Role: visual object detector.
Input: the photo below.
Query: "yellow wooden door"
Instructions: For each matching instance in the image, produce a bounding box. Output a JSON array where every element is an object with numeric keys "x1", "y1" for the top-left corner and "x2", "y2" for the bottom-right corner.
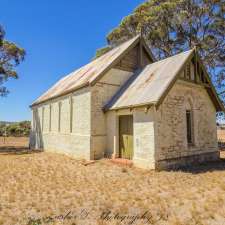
[{"x1": 119, "y1": 115, "x2": 133, "y2": 159}]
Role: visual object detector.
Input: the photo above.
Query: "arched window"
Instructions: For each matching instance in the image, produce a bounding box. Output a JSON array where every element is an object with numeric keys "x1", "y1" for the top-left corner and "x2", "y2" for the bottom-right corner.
[{"x1": 185, "y1": 99, "x2": 194, "y2": 145}]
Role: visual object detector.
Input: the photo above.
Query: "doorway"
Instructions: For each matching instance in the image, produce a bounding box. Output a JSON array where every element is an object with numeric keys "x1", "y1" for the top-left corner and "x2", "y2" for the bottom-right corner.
[{"x1": 119, "y1": 115, "x2": 133, "y2": 159}]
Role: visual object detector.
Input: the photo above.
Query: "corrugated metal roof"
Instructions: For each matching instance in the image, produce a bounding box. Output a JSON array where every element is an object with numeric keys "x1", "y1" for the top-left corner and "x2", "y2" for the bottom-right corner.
[
  {"x1": 32, "y1": 35, "x2": 140, "y2": 106},
  {"x1": 105, "y1": 49, "x2": 194, "y2": 110}
]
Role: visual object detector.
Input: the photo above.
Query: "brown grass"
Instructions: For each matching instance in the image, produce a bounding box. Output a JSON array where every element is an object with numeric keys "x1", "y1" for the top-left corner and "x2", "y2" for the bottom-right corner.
[{"x1": 0, "y1": 139, "x2": 224, "y2": 225}]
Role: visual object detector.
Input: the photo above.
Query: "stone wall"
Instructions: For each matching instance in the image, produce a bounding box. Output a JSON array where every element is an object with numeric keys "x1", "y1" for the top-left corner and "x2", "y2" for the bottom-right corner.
[
  {"x1": 30, "y1": 87, "x2": 91, "y2": 159},
  {"x1": 155, "y1": 79, "x2": 218, "y2": 169},
  {"x1": 133, "y1": 108, "x2": 156, "y2": 169},
  {"x1": 91, "y1": 68, "x2": 133, "y2": 159},
  {"x1": 30, "y1": 64, "x2": 219, "y2": 170},
  {"x1": 106, "y1": 108, "x2": 156, "y2": 169},
  {"x1": 31, "y1": 68, "x2": 133, "y2": 160},
  {"x1": 51, "y1": 101, "x2": 59, "y2": 132},
  {"x1": 156, "y1": 151, "x2": 220, "y2": 170},
  {"x1": 106, "y1": 109, "x2": 131, "y2": 158}
]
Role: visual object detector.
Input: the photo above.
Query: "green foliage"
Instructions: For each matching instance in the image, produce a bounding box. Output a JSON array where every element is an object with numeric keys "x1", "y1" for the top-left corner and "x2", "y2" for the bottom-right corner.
[
  {"x1": 0, "y1": 121, "x2": 31, "y2": 137},
  {"x1": 0, "y1": 24, "x2": 25, "y2": 96},
  {"x1": 97, "y1": 0, "x2": 225, "y2": 104},
  {"x1": 93, "y1": 46, "x2": 113, "y2": 59}
]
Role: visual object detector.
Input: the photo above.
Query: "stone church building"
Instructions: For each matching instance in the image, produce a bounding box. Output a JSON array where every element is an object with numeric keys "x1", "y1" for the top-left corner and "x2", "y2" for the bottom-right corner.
[{"x1": 30, "y1": 35, "x2": 224, "y2": 169}]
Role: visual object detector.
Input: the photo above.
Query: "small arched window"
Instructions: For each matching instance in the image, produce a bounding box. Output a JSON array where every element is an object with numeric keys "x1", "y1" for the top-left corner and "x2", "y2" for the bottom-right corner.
[
  {"x1": 185, "y1": 98, "x2": 194, "y2": 145},
  {"x1": 186, "y1": 110, "x2": 193, "y2": 144}
]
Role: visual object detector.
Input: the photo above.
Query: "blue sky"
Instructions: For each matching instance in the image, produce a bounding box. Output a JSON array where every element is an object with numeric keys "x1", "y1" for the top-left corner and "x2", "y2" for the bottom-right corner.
[{"x1": 0, "y1": 0, "x2": 143, "y2": 122}]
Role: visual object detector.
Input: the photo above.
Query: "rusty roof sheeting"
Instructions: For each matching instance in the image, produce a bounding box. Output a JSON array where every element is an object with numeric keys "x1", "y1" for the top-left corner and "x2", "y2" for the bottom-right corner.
[
  {"x1": 32, "y1": 36, "x2": 140, "y2": 106},
  {"x1": 105, "y1": 49, "x2": 194, "y2": 110}
]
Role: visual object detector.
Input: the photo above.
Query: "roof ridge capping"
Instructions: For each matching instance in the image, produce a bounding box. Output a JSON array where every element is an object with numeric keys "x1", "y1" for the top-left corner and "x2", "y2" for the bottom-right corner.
[
  {"x1": 92, "y1": 35, "x2": 141, "y2": 63},
  {"x1": 148, "y1": 48, "x2": 194, "y2": 65}
]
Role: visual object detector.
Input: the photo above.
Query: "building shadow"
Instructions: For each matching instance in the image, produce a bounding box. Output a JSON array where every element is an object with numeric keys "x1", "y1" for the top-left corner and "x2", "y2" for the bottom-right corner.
[
  {"x1": 0, "y1": 145, "x2": 43, "y2": 155},
  {"x1": 29, "y1": 108, "x2": 44, "y2": 149},
  {"x1": 172, "y1": 151, "x2": 225, "y2": 174}
]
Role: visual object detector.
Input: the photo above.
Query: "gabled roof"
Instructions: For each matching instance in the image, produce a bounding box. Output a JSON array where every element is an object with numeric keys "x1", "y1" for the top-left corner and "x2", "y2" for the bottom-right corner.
[
  {"x1": 105, "y1": 49, "x2": 224, "y2": 112},
  {"x1": 32, "y1": 35, "x2": 154, "y2": 106}
]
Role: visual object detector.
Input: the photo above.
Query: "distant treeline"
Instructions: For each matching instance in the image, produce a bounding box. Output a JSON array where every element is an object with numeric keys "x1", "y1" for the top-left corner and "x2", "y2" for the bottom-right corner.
[{"x1": 0, "y1": 121, "x2": 31, "y2": 137}]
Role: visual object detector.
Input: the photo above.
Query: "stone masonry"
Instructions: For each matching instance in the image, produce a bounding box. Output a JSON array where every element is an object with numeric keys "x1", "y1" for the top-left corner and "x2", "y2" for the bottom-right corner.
[{"x1": 155, "y1": 79, "x2": 219, "y2": 169}]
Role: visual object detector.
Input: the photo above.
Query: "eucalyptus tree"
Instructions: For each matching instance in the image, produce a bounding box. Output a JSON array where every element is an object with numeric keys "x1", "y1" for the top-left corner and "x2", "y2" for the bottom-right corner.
[
  {"x1": 0, "y1": 24, "x2": 25, "y2": 96},
  {"x1": 96, "y1": 0, "x2": 225, "y2": 105}
]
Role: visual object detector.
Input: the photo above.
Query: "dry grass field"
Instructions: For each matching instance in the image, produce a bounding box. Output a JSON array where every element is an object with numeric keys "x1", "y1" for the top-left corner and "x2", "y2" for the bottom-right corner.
[{"x1": 0, "y1": 138, "x2": 225, "y2": 225}]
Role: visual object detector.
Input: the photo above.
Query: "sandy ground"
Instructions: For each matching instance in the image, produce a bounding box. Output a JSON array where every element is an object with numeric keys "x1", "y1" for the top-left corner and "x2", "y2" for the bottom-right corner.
[
  {"x1": 0, "y1": 138, "x2": 225, "y2": 225},
  {"x1": 0, "y1": 137, "x2": 29, "y2": 148}
]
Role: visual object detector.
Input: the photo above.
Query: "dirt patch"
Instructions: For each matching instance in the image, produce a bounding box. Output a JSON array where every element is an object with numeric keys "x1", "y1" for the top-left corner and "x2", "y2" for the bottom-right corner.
[
  {"x1": 0, "y1": 136, "x2": 29, "y2": 148},
  {"x1": 0, "y1": 137, "x2": 29, "y2": 155},
  {"x1": 0, "y1": 150, "x2": 224, "y2": 225}
]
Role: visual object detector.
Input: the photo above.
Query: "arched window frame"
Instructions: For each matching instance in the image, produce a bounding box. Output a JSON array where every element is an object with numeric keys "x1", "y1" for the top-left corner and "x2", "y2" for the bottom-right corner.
[{"x1": 185, "y1": 98, "x2": 195, "y2": 146}]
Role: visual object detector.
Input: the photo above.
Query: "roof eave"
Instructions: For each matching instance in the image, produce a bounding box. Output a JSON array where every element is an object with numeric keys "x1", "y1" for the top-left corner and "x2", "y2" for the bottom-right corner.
[
  {"x1": 104, "y1": 102, "x2": 156, "y2": 112},
  {"x1": 30, "y1": 82, "x2": 90, "y2": 108}
]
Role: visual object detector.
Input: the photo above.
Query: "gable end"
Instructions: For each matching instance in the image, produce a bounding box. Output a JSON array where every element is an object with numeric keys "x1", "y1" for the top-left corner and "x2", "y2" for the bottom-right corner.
[
  {"x1": 90, "y1": 36, "x2": 155, "y2": 86},
  {"x1": 158, "y1": 50, "x2": 224, "y2": 112},
  {"x1": 114, "y1": 43, "x2": 153, "y2": 72}
]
